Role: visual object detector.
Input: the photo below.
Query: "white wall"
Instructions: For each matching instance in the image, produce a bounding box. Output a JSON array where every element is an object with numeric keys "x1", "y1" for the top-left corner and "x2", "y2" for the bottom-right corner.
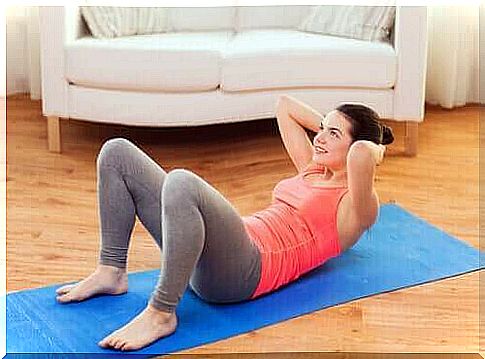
[{"x1": 6, "y1": 6, "x2": 41, "y2": 99}]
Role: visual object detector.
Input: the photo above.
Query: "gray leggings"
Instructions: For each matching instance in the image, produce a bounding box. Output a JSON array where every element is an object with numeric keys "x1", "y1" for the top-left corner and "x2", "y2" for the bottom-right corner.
[{"x1": 96, "y1": 138, "x2": 262, "y2": 313}]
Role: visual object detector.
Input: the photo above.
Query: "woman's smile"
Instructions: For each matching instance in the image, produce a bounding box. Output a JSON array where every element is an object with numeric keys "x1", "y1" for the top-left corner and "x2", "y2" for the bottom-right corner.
[{"x1": 314, "y1": 145, "x2": 327, "y2": 154}]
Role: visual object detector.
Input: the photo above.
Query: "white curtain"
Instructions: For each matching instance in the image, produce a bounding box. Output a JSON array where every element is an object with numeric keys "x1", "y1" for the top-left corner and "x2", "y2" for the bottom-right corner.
[
  {"x1": 425, "y1": 4, "x2": 480, "y2": 108},
  {"x1": 6, "y1": 5, "x2": 482, "y2": 108},
  {"x1": 6, "y1": 6, "x2": 41, "y2": 100}
]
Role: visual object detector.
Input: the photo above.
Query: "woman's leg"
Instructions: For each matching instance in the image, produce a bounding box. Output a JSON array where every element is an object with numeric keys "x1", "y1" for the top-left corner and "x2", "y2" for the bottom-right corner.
[
  {"x1": 96, "y1": 138, "x2": 167, "y2": 266},
  {"x1": 99, "y1": 168, "x2": 262, "y2": 351},
  {"x1": 151, "y1": 168, "x2": 262, "y2": 311},
  {"x1": 56, "y1": 138, "x2": 168, "y2": 302}
]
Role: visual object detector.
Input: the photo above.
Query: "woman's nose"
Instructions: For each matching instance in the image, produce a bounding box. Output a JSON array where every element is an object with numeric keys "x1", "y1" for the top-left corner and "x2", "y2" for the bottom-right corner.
[{"x1": 314, "y1": 131, "x2": 327, "y2": 145}]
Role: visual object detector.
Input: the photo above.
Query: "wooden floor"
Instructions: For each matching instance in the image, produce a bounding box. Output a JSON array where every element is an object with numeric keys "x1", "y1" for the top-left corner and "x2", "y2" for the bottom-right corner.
[{"x1": 5, "y1": 94, "x2": 482, "y2": 356}]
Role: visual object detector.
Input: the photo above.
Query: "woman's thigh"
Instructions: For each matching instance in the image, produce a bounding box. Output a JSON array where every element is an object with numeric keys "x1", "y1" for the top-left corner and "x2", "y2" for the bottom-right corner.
[{"x1": 163, "y1": 169, "x2": 261, "y2": 303}]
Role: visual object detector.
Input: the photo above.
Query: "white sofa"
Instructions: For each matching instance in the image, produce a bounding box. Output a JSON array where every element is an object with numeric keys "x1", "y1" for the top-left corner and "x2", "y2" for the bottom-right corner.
[{"x1": 39, "y1": 6, "x2": 427, "y2": 155}]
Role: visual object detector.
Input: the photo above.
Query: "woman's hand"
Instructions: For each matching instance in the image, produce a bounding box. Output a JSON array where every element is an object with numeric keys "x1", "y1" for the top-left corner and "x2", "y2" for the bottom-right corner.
[{"x1": 349, "y1": 140, "x2": 386, "y2": 166}]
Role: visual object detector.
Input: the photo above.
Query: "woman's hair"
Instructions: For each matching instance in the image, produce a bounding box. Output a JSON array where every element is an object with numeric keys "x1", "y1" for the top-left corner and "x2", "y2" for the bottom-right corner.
[{"x1": 335, "y1": 103, "x2": 394, "y2": 145}]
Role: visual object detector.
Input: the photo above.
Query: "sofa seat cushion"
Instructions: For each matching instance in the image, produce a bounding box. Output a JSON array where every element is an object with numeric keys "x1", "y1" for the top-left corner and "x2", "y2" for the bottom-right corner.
[
  {"x1": 221, "y1": 29, "x2": 396, "y2": 92},
  {"x1": 65, "y1": 31, "x2": 234, "y2": 92}
]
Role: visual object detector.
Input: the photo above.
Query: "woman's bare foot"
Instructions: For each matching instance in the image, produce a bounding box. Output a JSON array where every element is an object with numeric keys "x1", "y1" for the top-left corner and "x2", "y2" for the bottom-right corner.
[
  {"x1": 55, "y1": 264, "x2": 128, "y2": 303},
  {"x1": 98, "y1": 304, "x2": 177, "y2": 351}
]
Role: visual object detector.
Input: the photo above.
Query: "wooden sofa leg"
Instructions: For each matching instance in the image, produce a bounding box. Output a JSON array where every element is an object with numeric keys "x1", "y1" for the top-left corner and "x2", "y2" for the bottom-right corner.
[
  {"x1": 404, "y1": 121, "x2": 418, "y2": 157},
  {"x1": 47, "y1": 116, "x2": 62, "y2": 153}
]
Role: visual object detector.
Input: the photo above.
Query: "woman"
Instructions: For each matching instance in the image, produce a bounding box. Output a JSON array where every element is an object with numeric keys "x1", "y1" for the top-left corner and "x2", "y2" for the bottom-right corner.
[{"x1": 54, "y1": 95, "x2": 394, "y2": 351}]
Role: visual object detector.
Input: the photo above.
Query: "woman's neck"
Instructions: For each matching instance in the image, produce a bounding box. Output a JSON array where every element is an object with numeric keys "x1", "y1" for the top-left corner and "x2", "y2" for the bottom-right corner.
[
  {"x1": 322, "y1": 167, "x2": 348, "y2": 185},
  {"x1": 305, "y1": 162, "x2": 348, "y2": 186}
]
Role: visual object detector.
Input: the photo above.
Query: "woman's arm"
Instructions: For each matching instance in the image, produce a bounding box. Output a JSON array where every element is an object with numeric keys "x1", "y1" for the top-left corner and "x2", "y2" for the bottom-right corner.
[
  {"x1": 276, "y1": 95, "x2": 324, "y2": 173},
  {"x1": 282, "y1": 95, "x2": 323, "y2": 133},
  {"x1": 346, "y1": 141, "x2": 385, "y2": 229},
  {"x1": 351, "y1": 140, "x2": 386, "y2": 166}
]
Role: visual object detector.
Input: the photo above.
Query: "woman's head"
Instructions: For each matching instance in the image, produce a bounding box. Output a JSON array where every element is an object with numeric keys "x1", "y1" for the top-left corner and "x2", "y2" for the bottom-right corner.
[
  {"x1": 335, "y1": 103, "x2": 394, "y2": 146},
  {"x1": 312, "y1": 103, "x2": 394, "y2": 171}
]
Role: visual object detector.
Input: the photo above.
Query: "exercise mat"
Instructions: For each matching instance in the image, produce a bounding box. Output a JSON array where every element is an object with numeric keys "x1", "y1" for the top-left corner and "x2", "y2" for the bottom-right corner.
[{"x1": 6, "y1": 203, "x2": 484, "y2": 357}]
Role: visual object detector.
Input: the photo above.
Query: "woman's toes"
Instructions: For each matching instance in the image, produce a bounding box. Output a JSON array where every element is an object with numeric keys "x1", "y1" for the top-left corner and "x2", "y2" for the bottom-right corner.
[
  {"x1": 98, "y1": 336, "x2": 111, "y2": 348},
  {"x1": 55, "y1": 284, "x2": 74, "y2": 295},
  {"x1": 97, "y1": 340, "x2": 106, "y2": 348},
  {"x1": 120, "y1": 342, "x2": 133, "y2": 351},
  {"x1": 113, "y1": 338, "x2": 125, "y2": 350},
  {"x1": 56, "y1": 293, "x2": 72, "y2": 303},
  {"x1": 119, "y1": 341, "x2": 131, "y2": 351},
  {"x1": 103, "y1": 336, "x2": 115, "y2": 348},
  {"x1": 110, "y1": 338, "x2": 119, "y2": 349}
]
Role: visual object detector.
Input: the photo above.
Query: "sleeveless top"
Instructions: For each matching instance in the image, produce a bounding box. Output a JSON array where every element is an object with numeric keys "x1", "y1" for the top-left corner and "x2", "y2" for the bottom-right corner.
[{"x1": 242, "y1": 168, "x2": 349, "y2": 299}]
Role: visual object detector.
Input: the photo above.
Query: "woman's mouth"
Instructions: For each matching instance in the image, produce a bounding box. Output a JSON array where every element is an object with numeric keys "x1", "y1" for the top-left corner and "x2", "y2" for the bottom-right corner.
[{"x1": 315, "y1": 146, "x2": 327, "y2": 154}]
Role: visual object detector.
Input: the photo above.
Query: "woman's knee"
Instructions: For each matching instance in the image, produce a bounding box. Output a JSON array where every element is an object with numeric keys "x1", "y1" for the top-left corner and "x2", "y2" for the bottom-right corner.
[
  {"x1": 97, "y1": 137, "x2": 137, "y2": 169},
  {"x1": 162, "y1": 169, "x2": 201, "y2": 205}
]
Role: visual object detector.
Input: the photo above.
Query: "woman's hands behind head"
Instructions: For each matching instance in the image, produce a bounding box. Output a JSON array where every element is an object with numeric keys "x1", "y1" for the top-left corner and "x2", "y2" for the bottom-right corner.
[{"x1": 349, "y1": 140, "x2": 386, "y2": 166}]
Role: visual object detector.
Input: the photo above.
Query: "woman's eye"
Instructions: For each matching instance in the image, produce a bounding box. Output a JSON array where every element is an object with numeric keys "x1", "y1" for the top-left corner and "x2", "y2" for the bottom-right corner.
[{"x1": 330, "y1": 131, "x2": 338, "y2": 137}]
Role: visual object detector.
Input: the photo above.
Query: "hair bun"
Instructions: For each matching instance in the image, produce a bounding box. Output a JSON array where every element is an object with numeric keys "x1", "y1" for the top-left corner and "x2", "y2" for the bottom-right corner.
[{"x1": 381, "y1": 125, "x2": 394, "y2": 145}]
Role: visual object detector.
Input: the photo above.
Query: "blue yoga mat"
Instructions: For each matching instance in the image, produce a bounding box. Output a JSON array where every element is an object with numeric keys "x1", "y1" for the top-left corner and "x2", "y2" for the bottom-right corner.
[{"x1": 6, "y1": 203, "x2": 484, "y2": 357}]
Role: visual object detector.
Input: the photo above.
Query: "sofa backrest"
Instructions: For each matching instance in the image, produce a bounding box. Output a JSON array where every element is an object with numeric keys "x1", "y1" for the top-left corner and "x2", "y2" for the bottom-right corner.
[
  {"x1": 77, "y1": 5, "x2": 395, "y2": 45},
  {"x1": 168, "y1": 7, "x2": 236, "y2": 32},
  {"x1": 166, "y1": 6, "x2": 314, "y2": 32},
  {"x1": 236, "y1": 5, "x2": 314, "y2": 31}
]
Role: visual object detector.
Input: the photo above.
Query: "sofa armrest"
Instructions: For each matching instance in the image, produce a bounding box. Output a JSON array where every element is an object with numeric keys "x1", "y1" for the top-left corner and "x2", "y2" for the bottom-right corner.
[
  {"x1": 39, "y1": 6, "x2": 86, "y2": 117},
  {"x1": 393, "y1": 6, "x2": 428, "y2": 122}
]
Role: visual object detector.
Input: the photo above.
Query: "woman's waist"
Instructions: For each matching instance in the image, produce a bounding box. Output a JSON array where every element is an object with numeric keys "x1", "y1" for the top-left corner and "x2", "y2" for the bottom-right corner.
[
  {"x1": 243, "y1": 203, "x2": 319, "y2": 252},
  {"x1": 246, "y1": 202, "x2": 340, "y2": 256}
]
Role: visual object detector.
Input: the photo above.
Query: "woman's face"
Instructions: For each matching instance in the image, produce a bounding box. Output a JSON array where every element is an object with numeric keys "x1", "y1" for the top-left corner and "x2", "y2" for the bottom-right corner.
[{"x1": 312, "y1": 110, "x2": 354, "y2": 171}]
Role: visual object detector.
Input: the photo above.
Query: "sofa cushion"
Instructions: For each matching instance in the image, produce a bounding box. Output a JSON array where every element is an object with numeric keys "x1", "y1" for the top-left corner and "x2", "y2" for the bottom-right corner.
[
  {"x1": 80, "y1": 7, "x2": 169, "y2": 38},
  {"x1": 236, "y1": 6, "x2": 313, "y2": 31},
  {"x1": 298, "y1": 5, "x2": 395, "y2": 43},
  {"x1": 168, "y1": 7, "x2": 236, "y2": 32},
  {"x1": 221, "y1": 29, "x2": 396, "y2": 92},
  {"x1": 65, "y1": 31, "x2": 234, "y2": 92},
  {"x1": 137, "y1": 8, "x2": 170, "y2": 35}
]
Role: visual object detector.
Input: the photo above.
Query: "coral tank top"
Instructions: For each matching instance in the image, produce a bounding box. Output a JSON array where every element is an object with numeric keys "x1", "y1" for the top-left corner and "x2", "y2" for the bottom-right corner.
[{"x1": 242, "y1": 168, "x2": 349, "y2": 299}]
